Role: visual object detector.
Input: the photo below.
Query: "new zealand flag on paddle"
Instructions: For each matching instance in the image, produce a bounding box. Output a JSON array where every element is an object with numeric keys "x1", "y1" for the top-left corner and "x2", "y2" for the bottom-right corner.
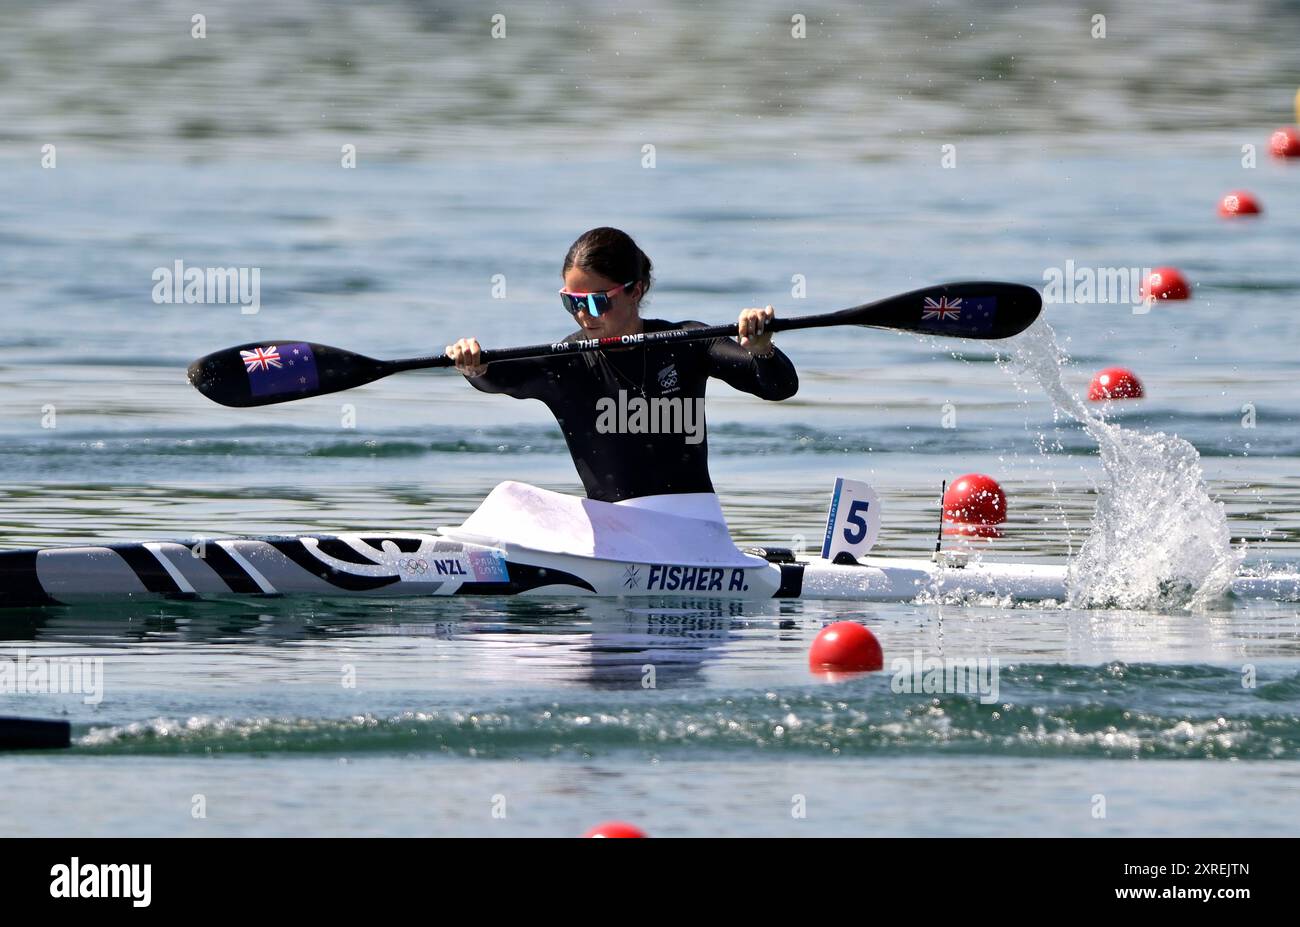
[
  {"x1": 918, "y1": 295, "x2": 997, "y2": 336},
  {"x1": 242, "y1": 342, "x2": 320, "y2": 398}
]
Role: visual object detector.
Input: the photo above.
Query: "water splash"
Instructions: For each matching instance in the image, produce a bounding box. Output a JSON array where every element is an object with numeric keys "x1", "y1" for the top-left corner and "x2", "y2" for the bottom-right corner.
[{"x1": 1003, "y1": 321, "x2": 1240, "y2": 610}]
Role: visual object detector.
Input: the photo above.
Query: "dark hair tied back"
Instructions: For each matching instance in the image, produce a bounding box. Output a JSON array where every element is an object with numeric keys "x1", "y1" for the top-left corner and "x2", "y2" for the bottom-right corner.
[{"x1": 562, "y1": 227, "x2": 653, "y2": 300}]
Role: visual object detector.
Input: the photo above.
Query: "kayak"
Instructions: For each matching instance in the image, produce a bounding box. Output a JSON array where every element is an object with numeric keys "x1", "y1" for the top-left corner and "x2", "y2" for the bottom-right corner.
[{"x1": 1, "y1": 482, "x2": 1296, "y2": 608}]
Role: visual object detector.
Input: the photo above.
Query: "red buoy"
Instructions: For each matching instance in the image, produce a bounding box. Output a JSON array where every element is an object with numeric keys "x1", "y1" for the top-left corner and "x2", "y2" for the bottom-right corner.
[
  {"x1": 808, "y1": 621, "x2": 883, "y2": 673},
  {"x1": 1088, "y1": 367, "x2": 1144, "y2": 401},
  {"x1": 1270, "y1": 126, "x2": 1300, "y2": 159},
  {"x1": 1141, "y1": 267, "x2": 1191, "y2": 301},
  {"x1": 942, "y1": 473, "x2": 1007, "y2": 536},
  {"x1": 1218, "y1": 191, "x2": 1262, "y2": 217},
  {"x1": 583, "y1": 821, "x2": 648, "y2": 838}
]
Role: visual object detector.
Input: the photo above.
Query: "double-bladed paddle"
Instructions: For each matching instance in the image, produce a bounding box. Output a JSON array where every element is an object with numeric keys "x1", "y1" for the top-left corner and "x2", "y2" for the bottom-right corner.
[{"x1": 188, "y1": 280, "x2": 1041, "y2": 408}]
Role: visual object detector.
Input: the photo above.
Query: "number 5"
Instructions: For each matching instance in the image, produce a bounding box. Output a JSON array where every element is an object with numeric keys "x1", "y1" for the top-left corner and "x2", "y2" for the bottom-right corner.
[{"x1": 843, "y1": 500, "x2": 870, "y2": 544}]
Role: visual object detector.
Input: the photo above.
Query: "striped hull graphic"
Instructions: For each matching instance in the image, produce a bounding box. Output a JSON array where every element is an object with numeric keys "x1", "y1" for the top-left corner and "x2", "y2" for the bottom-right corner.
[{"x1": 0, "y1": 534, "x2": 599, "y2": 607}]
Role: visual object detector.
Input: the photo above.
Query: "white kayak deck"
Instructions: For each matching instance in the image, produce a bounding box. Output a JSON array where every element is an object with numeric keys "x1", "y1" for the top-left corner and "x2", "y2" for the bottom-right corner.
[
  {"x1": 434, "y1": 482, "x2": 1300, "y2": 603},
  {"x1": 440, "y1": 480, "x2": 767, "y2": 568}
]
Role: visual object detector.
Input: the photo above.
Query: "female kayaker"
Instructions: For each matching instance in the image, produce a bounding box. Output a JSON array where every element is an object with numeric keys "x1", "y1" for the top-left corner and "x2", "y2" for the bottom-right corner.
[{"x1": 445, "y1": 227, "x2": 798, "y2": 504}]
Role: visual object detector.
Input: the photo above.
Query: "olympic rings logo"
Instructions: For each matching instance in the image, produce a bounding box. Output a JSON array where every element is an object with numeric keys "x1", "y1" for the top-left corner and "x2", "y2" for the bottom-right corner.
[{"x1": 399, "y1": 558, "x2": 429, "y2": 574}]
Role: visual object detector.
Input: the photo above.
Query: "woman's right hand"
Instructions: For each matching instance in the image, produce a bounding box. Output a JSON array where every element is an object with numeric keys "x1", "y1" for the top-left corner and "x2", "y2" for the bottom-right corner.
[{"x1": 445, "y1": 337, "x2": 488, "y2": 378}]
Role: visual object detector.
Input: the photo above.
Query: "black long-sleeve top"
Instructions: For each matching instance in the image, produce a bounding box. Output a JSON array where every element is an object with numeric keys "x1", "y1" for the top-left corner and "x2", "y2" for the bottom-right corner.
[{"x1": 467, "y1": 319, "x2": 799, "y2": 502}]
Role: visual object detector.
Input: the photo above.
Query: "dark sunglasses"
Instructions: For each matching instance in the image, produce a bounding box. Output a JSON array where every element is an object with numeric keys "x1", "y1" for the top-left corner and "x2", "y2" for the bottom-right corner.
[{"x1": 558, "y1": 281, "x2": 635, "y2": 318}]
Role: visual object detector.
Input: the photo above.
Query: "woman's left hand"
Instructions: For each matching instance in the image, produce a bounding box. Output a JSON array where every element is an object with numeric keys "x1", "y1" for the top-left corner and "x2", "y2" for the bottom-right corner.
[{"x1": 738, "y1": 305, "x2": 776, "y2": 355}]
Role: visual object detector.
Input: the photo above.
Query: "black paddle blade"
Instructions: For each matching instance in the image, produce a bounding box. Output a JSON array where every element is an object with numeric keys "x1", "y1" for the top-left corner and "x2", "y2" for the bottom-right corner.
[
  {"x1": 187, "y1": 341, "x2": 392, "y2": 407},
  {"x1": 788, "y1": 281, "x2": 1042, "y2": 340}
]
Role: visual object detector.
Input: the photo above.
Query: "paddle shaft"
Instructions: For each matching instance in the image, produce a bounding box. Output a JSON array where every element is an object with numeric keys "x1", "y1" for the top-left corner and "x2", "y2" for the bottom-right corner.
[{"x1": 385, "y1": 312, "x2": 841, "y2": 374}]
